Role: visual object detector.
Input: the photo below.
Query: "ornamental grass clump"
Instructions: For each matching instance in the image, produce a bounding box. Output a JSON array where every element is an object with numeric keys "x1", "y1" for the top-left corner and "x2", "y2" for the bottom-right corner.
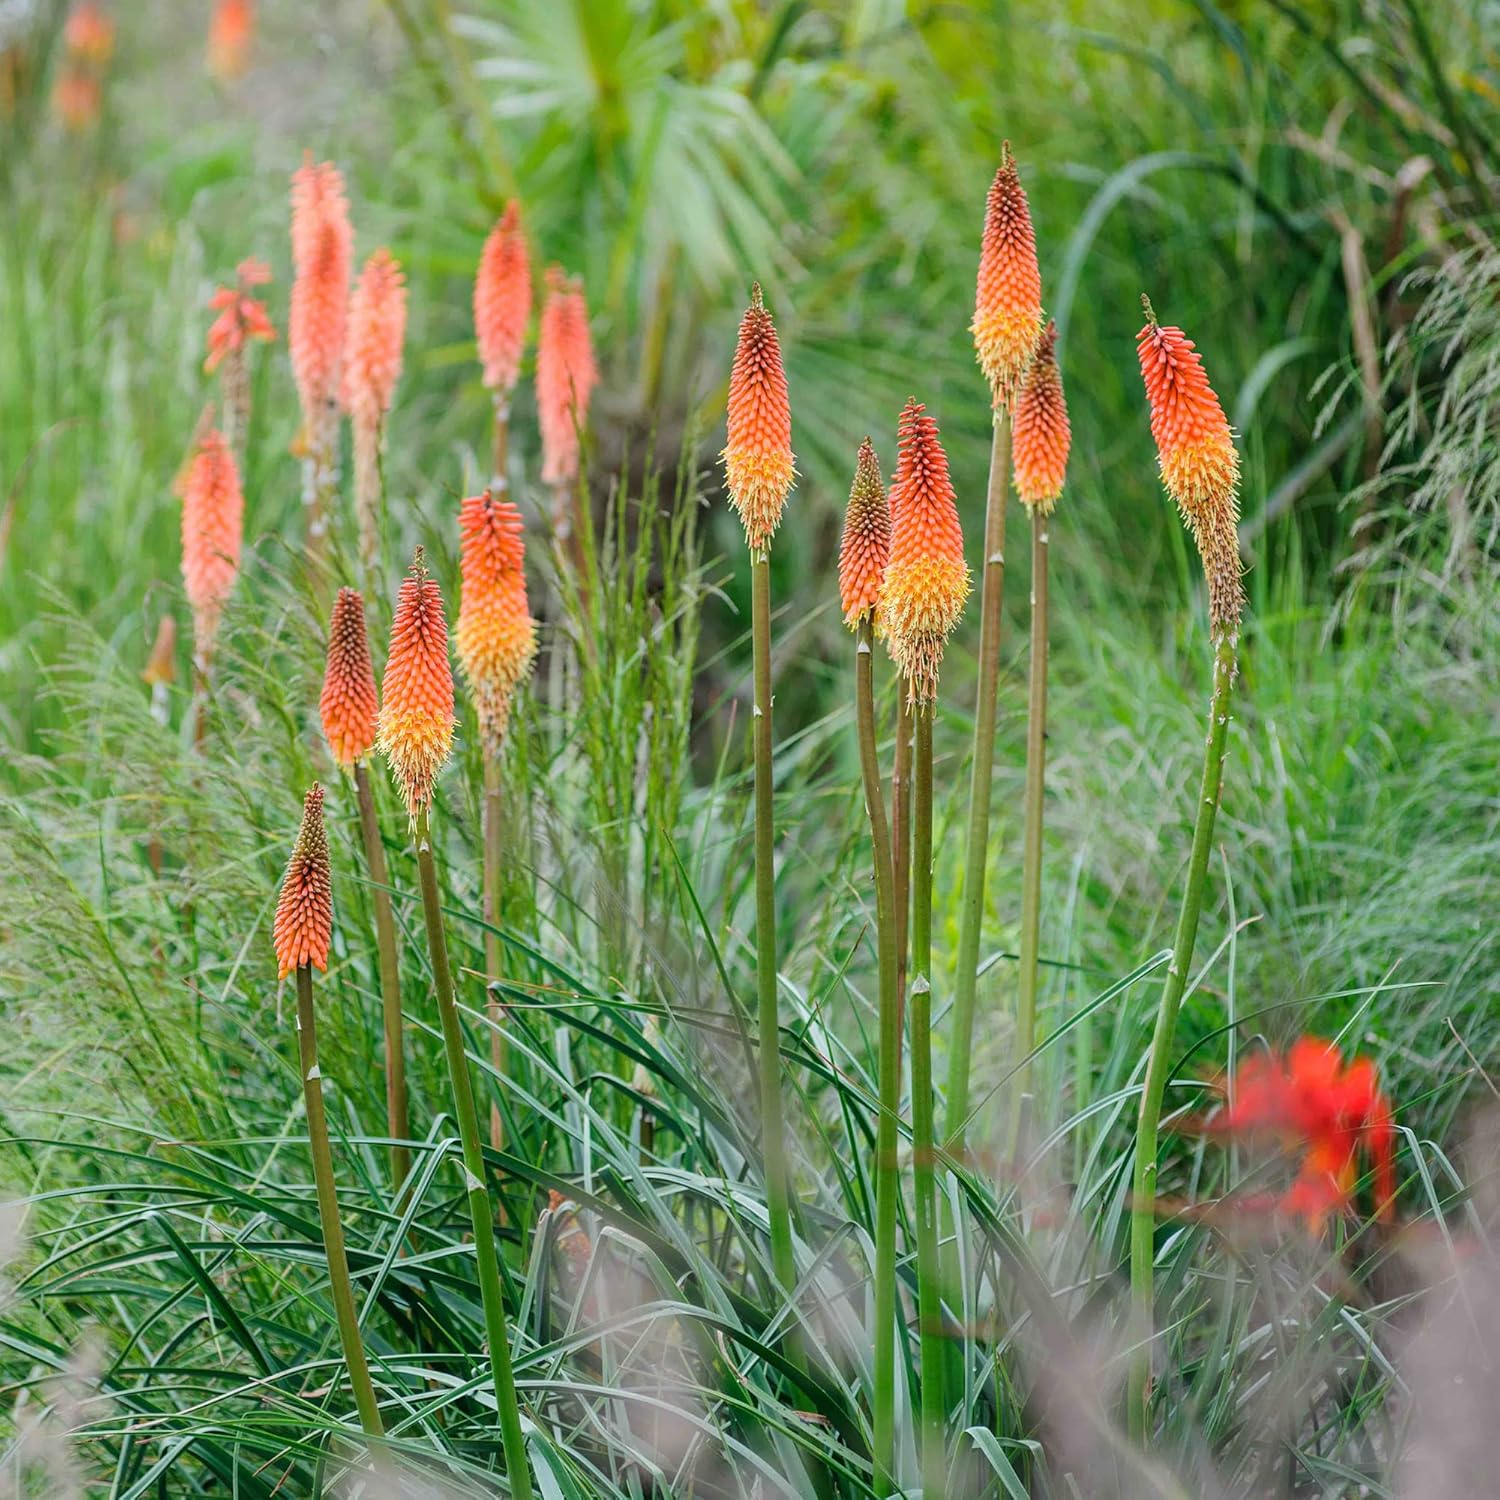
[
  {"x1": 474, "y1": 201, "x2": 532, "y2": 485},
  {"x1": 204, "y1": 257, "x2": 275, "y2": 462},
  {"x1": 320, "y1": 587, "x2": 408, "y2": 1191},
  {"x1": 537, "y1": 265, "x2": 597, "y2": 548},
  {"x1": 1128, "y1": 297, "x2": 1244, "y2": 1440}
]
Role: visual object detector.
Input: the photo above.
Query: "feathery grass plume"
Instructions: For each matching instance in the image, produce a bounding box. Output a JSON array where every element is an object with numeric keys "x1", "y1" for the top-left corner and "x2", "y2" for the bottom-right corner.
[
  {"x1": 205, "y1": 257, "x2": 274, "y2": 460},
  {"x1": 476, "y1": 201, "x2": 531, "y2": 400},
  {"x1": 179, "y1": 424, "x2": 243, "y2": 673},
  {"x1": 972, "y1": 142, "x2": 1044, "y2": 410},
  {"x1": 273, "y1": 784, "x2": 333, "y2": 979},
  {"x1": 1013, "y1": 320, "x2": 1070, "y2": 511},
  {"x1": 320, "y1": 587, "x2": 379, "y2": 770},
  {"x1": 722, "y1": 283, "x2": 795, "y2": 558},
  {"x1": 377, "y1": 549, "x2": 455, "y2": 823},
  {"x1": 207, "y1": 0, "x2": 252, "y2": 81},
  {"x1": 343, "y1": 248, "x2": 407, "y2": 579},
  {"x1": 880, "y1": 400, "x2": 970, "y2": 706},
  {"x1": 289, "y1": 155, "x2": 352, "y2": 560},
  {"x1": 537, "y1": 264, "x2": 598, "y2": 494},
  {"x1": 838, "y1": 438, "x2": 890, "y2": 629},
  {"x1": 1136, "y1": 297, "x2": 1244, "y2": 638},
  {"x1": 63, "y1": 4, "x2": 114, "y2": 65}
]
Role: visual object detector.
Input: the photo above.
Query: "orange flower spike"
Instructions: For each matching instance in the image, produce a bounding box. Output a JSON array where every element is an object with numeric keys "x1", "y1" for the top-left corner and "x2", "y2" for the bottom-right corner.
[
  {"x1": 207, "y1": 0, "x2": 254, "y2": 81},
  {"x1": 289, "y1": 156, "x2": 353, "y2": 429},
  {"x1": 343, "y1": 248, "x2": 406, "y2": 425},
  {"x1": 880, "y1": 400, "x2": 969, "y2": 705},
  {"x1": 378, "y1": 549, "x2": 456, "y2": 820},
  {"x1": 1137, "y1": 296, "x2": 1244, "y2": 639},
  {"x1": 1012, "y1": 320, "x2": 1070, "y2": 513},
  {"x1": 972, "y1": 143, "x2": 1044, "y2": 410},
  {"x1": 537, "y1": 266, "x2": 598, "y2": 487},
  {"x1": 204, "y1": 257, "x2": 276, "y2": 374},
  {"x1": 475, "y1": 201, "x2": 532, "y2": 398},
  {"x1": 64, "y1": 3, "x2": 115, "y2": 65},
  {"x1": 179, "y1": 426, "x2": 244, "y2": 660},
  {"x1": 320, "y1": 588, "x2": 379, "y2": 769},
  {"x1": 837, "y1": 438, "x2": 890, "y2": 630},
  {"x1": 51, "y1": 69, "x2": 101, "y2": 131},
  {"x1": 273, "y1": 784, "x2": 333, "y2": 979},
  {"x1": 721, "y1": 283, "x2": 795, "y2": 558}
]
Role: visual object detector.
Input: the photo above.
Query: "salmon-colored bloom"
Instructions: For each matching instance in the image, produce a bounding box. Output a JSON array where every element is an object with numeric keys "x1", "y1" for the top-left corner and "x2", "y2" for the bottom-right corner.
[
  {"x1": 475, "y1": 201, "x2": 531, "y2": 398},
  {"x1": 289, "y1": 156, "x2": 352, "y2": 434},
  {"x1": 1137, "y1": 298, "x2": 1244, "y2": 639},
  {"x1": 378, "y1": 550, "x2": 456, "y2": 820},
  {"x1": 179, "y1": 426, "x2": 244, "y2": 663},
  {"x1": 880, "y1": 401, "x2": 969, "y2": 706},
  {"x1": 1206, "y1": 1038, "x2": 1397, "y2": 1234},
  {"x1": 205, "y1": 257, "x2": 275, "y2": 374},
  {"x1": 455, "y1": 489, "x2": 537, "y2": 754},
  {"x1": 320, "y1": 588, "x2": 379, "y2": 769},
  {"x1": 721, "y1": 283, "x2": 795, "y2": 557},
  {"x1": 342, "y1": 248, "x2": 406, "y2": 426},
  {"x1": 1012, "y1": 319, "x2": 1070, "y2": 512},
  {"x1": 537, "y1": 266, "x2": 597, "y2": 489},
  {"x1": 64, "y1": 3, "x2": 114, "y2": 65},
  {"x1": 838, "y1": 438, "x2": 890, "y2": 630},
  {"x1": 207, "y1": 0, "x2": 253, "y2": 81},
  {"x1": 273, "y1": 783, "x2": 333, "y2": 979},
  {"x1": 51, "y1": 68, "x2": 100, "y2": 131},
  {"x1": 972, "y1": 143, "x2": 1044, "y2": 410}
]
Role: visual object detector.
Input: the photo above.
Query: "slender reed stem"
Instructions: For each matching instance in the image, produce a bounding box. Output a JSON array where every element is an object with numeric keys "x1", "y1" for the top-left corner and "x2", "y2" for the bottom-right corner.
[
  {"x1": 491, "y1": 398, "x2": 510, "y2": 490},
  {"x1": 1127, "y1": 636, "x2": 1236, "y2": 1440},
  {"x1": 891, "y1": 687, "x2": 913, "y2": 1026},
  {"x1": 353, "y1": 416, "x2": 383, "y2": 590},
  {"x1": 946, "y1": 413, "x2": 1010, "y2": 1152},
  {"x1": 910, "y1": 707, "x2": 945, "y2": 1496},
  {"x1": 483, "y1": 755, "x2": 507, "y2": 1152},
  {"x1": 1015, "y1": 506, "x2": 1049, "y2": 1109},
  {"x1": 414, "y1": 807, "x2": 534, "y2": 1498},
  {"x1": 353, "y1": 761, "x2": 408, "y2": 1193},
  {"x1": 295, "y1": 966, "x2": 386, "y2": 1447},
  {"x1": 855, "y1": 619, "x2": 901, "y2": 1493}
]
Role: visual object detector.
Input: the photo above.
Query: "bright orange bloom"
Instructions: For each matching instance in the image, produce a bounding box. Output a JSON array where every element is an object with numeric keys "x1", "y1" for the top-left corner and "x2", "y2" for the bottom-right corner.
[
  {"x1": 64, "y1": 3, "x2": 114, "y2": 65},
  {"x1": 972, "y1": 144, "x2": 1044, "y2": 410},
  {"x1": 880, "y1": 401, "x2": 969, "y2": 705},
  {"x1": 207, "y1": 0, "x2": 253, "y2": 81},
  {"x1": 838, "y1": 438, "x2": 890, "y2": 630},
  {"x1": 179, "y1": 426, "x2": 243, "y2": 661},
  {"x1": 475, "y1": 201, "x2": 531, "y2": 397},
  {"x1": 289, "y1": 156, "x2": 352, "y2": 432},
  {"x1": 1209, "y1": 1038, "x2": 1397, "y2": 1234},
  {"x1": 1137, "y1": 298, "x2": 1243, "y2": 639},
  {"x1": 1012, "y1": 319, "x2": 1070, "y2": 512},
  {"x1": 721, "y1": 283, "x2": 795, "y2": 557},
  {"x1": 455, "y1": 489, "x2": 537, "y2": 754},
  {"x1": 342, "y1": 248, "x2": 406, "y2": 425},
  {"x1": 537, "y1": 266, "x2": 597, "y2": 488},
  {"x1": 378, "y1": 550, "x2": 456, "y2": 819},
  {"x1": 320, "y1": 588, "x2": 379, "y2": 769},
  {"x1": 273, "y1": 783, "x2": 333, "y2": 978},
  {"x1": 205, "y1": 257, "x2": 275, "y2": 374},
  {"x1": 51, "y1": 68, "x2": 100, "y2": 131}
]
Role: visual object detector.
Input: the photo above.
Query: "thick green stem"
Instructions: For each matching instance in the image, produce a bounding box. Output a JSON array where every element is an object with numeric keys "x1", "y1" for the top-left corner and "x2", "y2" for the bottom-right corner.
[
  {"x1": 856, "y1": 619, "x2": 901, "y2": 1493},
  {"x1": 484, "y1": 756, "x2": 507, "y2": 1152},
  {"x1": 295, "y1": 967, "x2": 386, "y2": 1447},
  {"x1": 1127, "y1": 637, "x2": 1236, "y2": 1440},
  {"x1": 415, "y1": 808, "x2": 534, "y2": 1499},
  {"x1": 911, "y1": 708, "x2": 945, "y2": 1497},
  {"x1": 946, "y1": 414, "x2": 1010, "y2": 1152},
  {"x1": 891, "y1": 686, "x2": 913, "y2": 1030},
  {"x1": 354, "y1": 761, "x2": 409, "y2": 1195}
]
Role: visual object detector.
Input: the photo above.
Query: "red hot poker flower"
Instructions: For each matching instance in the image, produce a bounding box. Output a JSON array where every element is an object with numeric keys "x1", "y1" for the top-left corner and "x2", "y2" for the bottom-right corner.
[
  {"x1": 972, "y1": 143, "x2": 1044, "y2": 411},
  {"x1": 65, "y1": 4, "x2": 115, "y2": 65},
  {"x1": 537, "y1": 265, "x2": 598, "y2": 488},
  {"x1": 1012, "y1": 319, "x2": 1070, "y2": 512},
  {"x1": 320, "y1": 588, "x2": 379, "y2": 769},
  {"x1": 207, "y1": 0, "x2": 253, "y2": 81},
  {"x1": 179, "y1": 425, "x2": 244, "y2": 664},
  {"x1": 721, "y1": 283, "x2": 795, "y2": 557},
  {"x1": 205, "y1": 257, "x2": 275, "y2": 373},
  {"x1": 475, "y1": 201, "x2": 532, "y2": 398},
  {"x1": 342, "y1": 248, "x2": 406, "y2": 427},
  {"x1": 273, "y1": 783, "x2": 333, "y2": 978},
  {"x1": 289, "y1": 156, "x2": 353, "y2": 433},
  {"x1": 837, "y1": 438, "x2": 890, "y2": 630}
]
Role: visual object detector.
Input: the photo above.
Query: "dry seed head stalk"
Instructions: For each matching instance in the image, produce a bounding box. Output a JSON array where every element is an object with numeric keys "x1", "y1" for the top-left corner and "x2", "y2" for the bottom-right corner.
[
  {"x1": 179, "y1": 425, "x2": 244, "y2": 665},
  {"x1": 880, "y1": 400, "x2": 969, "y2": 706},
  {"x1": 537, "y1": 265, "x2": 598, "y2": 487},
  {"x1": 273, "y1": 783, "x2": 333, "y2": 978},
  {"x1": 342, "y1": 248, "x2": 406, "y2": 427},
  {"x1": 378, "y1": 549, "x2": 456, "y2": 819},
  {"x1": 456, "y1": 490, "x2": 537, "y2": 755},
  {"x1": 320, "y1": 588, "x2": 379, "y2": 769},
  {"x1": 1012, "y1": 319, "x2": 1070, "y2": 512},
  {"x1": 838, "y1": 438, "x2": 891, "y2": 629},
  {"x1": 1136, "y1": 297, "x2": 1244, "y2": 639},
  {"x1": 972, "y1": 143, "x2": 1044, "y2": 411},
  {"x1": 721, "y1": 283, "x2": 795, "y2": 557},
  {"x1": 207, "y1": 0, "x2": 253, "y2": 81},
  {"x1": 475, "y1": 201, "x2": 532, "y2": 398},
  {"x1": 289, "y1": 155, "x2": 352, "y2": 437},
  {"x1": 204, "y1": 257, "x2": 275, "y2": 374}
]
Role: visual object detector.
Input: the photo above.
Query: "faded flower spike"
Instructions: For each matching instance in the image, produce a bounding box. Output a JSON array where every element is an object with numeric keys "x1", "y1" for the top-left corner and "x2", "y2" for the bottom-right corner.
[
  {"x1": 456, "y1": 489, "x2": 537, "y2": 755},
  {"x1": 972, "y1": 143, "x2": 1044, "y2": 410},
  {"x1": 179, "y1": 425, "x2": 244, "y2": 665},
  {"x1": 1136, "y1": 297, "x2": 1244, "y2": 638},
  {"x1": 378, "y1": 549, "x2": 456, "y2": 820},
  {"x1": 880, "y1": 401, "x2": 969, "y2": 706},
  {"x1": 1012, "y1": 320, "x2": 1070, "y2": 512},
  {"x1": 342, "y1": 248, "x2": 406, "y2": 427},
  {"x1": 475, "y1": 201, "x2": 532, "y2": 398},
  {"x1": 838, "y1": 438, "x2": 891, "y2": 630},
  {"x1": 320, "y1": 588, "x2": 379, "y2": 769},
  {"x1": 721, "y1": 284, "x2": 795, "y2": 557},
  {"x1": 273, "y1": 783, "x2": 333, "y2": 978},
  {"x1": 537, "y1": 266, "x2": 598, "y2": 488},
  {"x1": 289, "y1": 156, "x2": 352, "y2": 433},
  {"x1": 204, "y1": 258, "x2": 275, "y2": 374}
]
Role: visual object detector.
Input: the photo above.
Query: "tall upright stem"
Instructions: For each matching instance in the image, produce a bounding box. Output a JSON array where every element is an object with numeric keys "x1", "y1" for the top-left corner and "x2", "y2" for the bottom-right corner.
[
  {"x1": 910, "y1": 708, "x2": 945, "y2": 1497},
  {"x1": 415, "y1": 808, "x2": 535, "y2": 1499},
  {"x1": 946, "y1": 413, "x2": 1010, "y2": 1152},
  {"x1": 353, "y1": 761, "x2": 408, "y2": 1193},
  {"x1": 295, "y1": 966, "x2": 386, "y2": 1447},
  {"x1": 891, "y1": 688, "x2": 913, "y2": 1028},
  {"x1": 855, "y1": 619, "x2": 901, "y2": 1493},
  {"x1": 750, "y1": 555, "x2": 798, "y2": 1310},
  {"x1": 1127, "y1": 637, "x2": 1236, "y2": 1440},
  {"x1": 483, "y1": 755, "x2": 507, "y2": 1151},
  {"x1": 491, "y1": 398, "x2": 510, "y2": 491}
]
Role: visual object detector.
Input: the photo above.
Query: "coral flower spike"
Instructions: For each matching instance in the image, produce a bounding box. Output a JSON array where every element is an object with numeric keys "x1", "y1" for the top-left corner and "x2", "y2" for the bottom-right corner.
[
  {"x1": 972, "y1": 142, "x2": 1044, "y2": 411},
  {"x1": 180, "y1": 424, "x2": 244, "y2": 666},
  {"x1": 537, "y1": 265, "x2": 598, "y2": 489},
  {"x1": 722, "y1": 283, "x2": 795, "y2": 558},
  {"x1": 475, "y1": 201, "x2": 532, "y2": 398},
  {"x1": 1012, "y1": 319, "x2": 1071, "y2": 512},
  {"x1": 378, "y1": 549, "x2": 456, "y2": 821},
  {"x1": 289, "y1": 155, "x2": 353, "y2": 433},
  {"x1": 838, "y1": 438, "x2": 891, "y2": 630},
  {"x1": 320, "y1": 588, "x2": 379, "y2": 769},
  {"x1": 880, "y1": 400, "x2": 970, "y2": 705},
  {"x1": 207, "y1": 0, "x2": 254, "y2": 82},
  {"x1": 64, "y1": 4, "x2": 115, "y2": 65},
  {"x1": 273, "y1": 783, "x2": 333, "y2": 978},
  {"x1": 204, "y1": 257, "x2": 276, "y2": 374},
  {"x1": 343, "y1": 249, "x2": 407, "y2": 427}
]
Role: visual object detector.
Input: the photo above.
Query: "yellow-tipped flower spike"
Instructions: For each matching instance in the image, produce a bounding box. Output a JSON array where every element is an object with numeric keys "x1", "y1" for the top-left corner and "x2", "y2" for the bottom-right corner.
[
  {"x1": 972, "y1": 143, "x2": 1044, "y2": 411},
  {"x1": 1012, "y1": 319, "x2": 1070, "y2": 513},
  {"x1": 721, "y1": 284, "x2": 795, "y2": 558},
  {"x1": 838, "y1": 438, "x2": 891, "y2": 630},
  {"x1": 273, "y1": 783, "x2": 333, "y2": 979}
]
